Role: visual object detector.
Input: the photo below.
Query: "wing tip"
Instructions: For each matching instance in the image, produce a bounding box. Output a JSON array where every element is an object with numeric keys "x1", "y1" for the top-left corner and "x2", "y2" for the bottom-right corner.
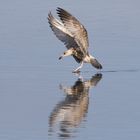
[
  {"x1": 48, "y1": 11, "x2": 52, "y2": 19},
  {"x1": 56, "y1": 7, "x2": 70, "y2": 18},
  {"x1": 56, "y1": 7, "x2": 63, "y2": 12},
  {"x1": 48, "y1": 11, "x2": 55, "y2": 26},
  {"x1": 48, "y1": 12, "x2": 54, "y2": 30}
]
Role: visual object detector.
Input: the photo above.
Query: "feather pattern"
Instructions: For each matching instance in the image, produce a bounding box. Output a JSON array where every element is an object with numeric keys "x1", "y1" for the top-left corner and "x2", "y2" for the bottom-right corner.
[
  {"x1": 56, "y1": 7, "x2": 89, "y2": 56},
  {"x1": 48, "y1": 12, "x2": 78, "y2": 49},
  {"x1": 48, "y1": 7, "x2": 102, "y2": 71}
]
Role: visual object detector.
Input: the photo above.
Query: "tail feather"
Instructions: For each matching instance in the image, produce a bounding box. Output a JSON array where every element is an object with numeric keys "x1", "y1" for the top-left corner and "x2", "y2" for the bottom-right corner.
[{"x1": 90, "y1": 57, "x2": 102, "y2": 69}]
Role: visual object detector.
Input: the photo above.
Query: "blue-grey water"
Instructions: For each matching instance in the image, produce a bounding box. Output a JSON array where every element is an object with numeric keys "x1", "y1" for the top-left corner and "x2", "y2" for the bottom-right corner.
[{"x1": 0, "y1": 0, "x2": 140, "y2": 140}]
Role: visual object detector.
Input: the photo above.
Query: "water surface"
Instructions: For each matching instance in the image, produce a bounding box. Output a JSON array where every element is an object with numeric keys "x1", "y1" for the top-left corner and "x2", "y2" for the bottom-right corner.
[{"x1": 0, "y1": 0, "x2": 140, "y2": 140}]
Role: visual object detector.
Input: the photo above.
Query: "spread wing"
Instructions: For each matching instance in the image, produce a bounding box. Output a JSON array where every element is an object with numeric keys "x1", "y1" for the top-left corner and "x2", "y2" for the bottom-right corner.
[
  {"x1": 57, "y1": 7, "x2": 89, "y2": 56},
  {"x1": 48, "y1": 12, "x2": 79, "y2": 49}
]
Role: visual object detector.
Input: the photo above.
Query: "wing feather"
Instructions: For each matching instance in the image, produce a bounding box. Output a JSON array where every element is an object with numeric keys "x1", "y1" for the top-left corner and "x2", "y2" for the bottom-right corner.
[
  {"x1": 56, "y1": 7, "x2": 89, "y2": 56},
  {"x1": 48, "y1": 12, "x2": 78, "y2": 49}
]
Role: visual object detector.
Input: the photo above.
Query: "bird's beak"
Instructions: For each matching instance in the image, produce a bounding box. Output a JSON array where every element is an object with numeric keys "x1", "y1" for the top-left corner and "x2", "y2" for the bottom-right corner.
[{"x1": 59, "y1": 56, "x2": 63, "y2": 60}]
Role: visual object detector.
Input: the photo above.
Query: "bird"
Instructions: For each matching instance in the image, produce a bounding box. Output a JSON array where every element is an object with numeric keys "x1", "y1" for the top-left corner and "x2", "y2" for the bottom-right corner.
[
  {"x1": 48, "y1": 7, "x2": 102, "y2": 73},
  {"x1": 49, "y1": 73, "x2": 102, "y2": 137}
]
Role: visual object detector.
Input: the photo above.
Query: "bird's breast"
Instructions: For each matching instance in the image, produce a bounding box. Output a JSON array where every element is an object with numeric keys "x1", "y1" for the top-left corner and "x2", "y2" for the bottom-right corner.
[{"x1": 73, "y1": 49, "x2": 85, "y2": 60}]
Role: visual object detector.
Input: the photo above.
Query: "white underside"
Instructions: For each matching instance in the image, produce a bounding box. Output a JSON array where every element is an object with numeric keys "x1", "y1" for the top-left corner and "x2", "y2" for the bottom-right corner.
[{"x1": 83, "y1": 55, "x2": 94, "y2": 63}]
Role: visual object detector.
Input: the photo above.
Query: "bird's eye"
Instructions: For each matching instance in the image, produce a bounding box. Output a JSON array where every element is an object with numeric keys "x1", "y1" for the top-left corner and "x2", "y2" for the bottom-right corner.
[{"x1": 64, "y1": 52, "x2": 66, "y2": 55}]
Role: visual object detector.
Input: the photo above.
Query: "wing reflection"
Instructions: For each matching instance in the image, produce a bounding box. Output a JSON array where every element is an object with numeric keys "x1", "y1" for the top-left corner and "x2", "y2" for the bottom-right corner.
[{"x1": 48, "y1": 73, "x2": 102, "y2": 139}]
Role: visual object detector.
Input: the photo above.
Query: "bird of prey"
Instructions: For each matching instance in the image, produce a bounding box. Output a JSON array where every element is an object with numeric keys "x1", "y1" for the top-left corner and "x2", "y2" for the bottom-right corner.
[{"x1": 48, "y1": 7, "x2": 102, "y2": 72}]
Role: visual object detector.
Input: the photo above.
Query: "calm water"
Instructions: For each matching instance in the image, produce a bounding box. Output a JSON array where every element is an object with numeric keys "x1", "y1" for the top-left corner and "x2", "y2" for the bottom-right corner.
[{"x1": 0, "y1": 0, "x2": 140, "y2": 140}]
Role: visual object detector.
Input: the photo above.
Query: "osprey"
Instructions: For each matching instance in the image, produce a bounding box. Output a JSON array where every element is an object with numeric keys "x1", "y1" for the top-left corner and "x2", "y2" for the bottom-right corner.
[{"x1": 48, "y1": 7, "x2": 102, "y2": 72}]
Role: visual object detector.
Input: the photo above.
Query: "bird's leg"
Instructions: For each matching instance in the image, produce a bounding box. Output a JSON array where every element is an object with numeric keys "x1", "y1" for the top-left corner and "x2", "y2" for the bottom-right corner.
[
  {"x1": 73, "y1": 61, "x2": 84, "y2": 73},
  {"x1": 59, "y1": 49, "x2": 73, "y2": 60}
]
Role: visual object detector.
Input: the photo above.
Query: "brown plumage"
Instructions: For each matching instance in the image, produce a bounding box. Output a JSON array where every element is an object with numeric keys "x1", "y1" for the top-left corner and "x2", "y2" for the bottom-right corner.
[
  {"x1": 48, "y1": 7, "x2": 102, "y2": 72},
  {"x1": 49, "y1": 74, "x2": 102, "y2": 136}
]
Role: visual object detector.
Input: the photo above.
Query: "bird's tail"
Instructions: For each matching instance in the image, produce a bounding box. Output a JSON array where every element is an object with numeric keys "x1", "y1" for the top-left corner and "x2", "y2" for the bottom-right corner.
[{"x1": 90, "y1": 56, "x2": 102, "y2": 69}]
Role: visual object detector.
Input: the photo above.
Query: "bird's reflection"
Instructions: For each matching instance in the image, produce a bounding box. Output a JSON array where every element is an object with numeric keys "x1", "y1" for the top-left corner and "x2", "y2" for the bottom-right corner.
[{"x1": 48, "y1": 73, "x2": 102, "y2": 139}]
